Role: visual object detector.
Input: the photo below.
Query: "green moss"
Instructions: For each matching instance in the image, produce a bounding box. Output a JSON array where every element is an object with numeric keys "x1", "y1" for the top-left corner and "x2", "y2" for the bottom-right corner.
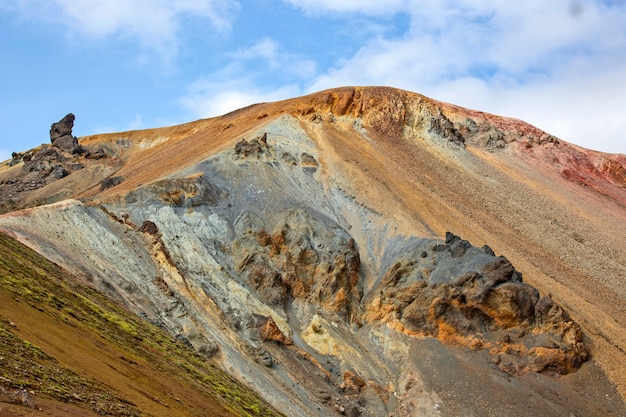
[
  {"x1": 0, "y1": 232, "x2": 283, "y2": 417},
  {"x1": 0, "y1": 321, "x2": 137, "y2": 415}
]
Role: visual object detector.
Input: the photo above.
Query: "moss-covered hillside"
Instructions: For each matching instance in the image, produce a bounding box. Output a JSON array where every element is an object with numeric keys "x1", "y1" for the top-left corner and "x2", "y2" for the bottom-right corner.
[{"x1": 0, "y1": 231, "x2": 283, "y2": 417}]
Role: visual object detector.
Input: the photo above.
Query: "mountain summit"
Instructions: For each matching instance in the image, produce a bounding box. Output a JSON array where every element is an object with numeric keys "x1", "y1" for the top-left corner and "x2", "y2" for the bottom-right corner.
[{"x1": 1, "y1": 87, "x2": 625, "y2": 416}]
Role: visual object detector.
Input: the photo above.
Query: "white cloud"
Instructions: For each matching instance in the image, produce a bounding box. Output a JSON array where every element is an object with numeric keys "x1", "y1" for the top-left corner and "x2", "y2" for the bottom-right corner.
[
  {"x1": 180, "y1": 37, "x2": 316, "y2": 119},
  {"x1": 429, "y1": 64, "x2": 626, "y2": 154},
  {"x1": 233, "y1": 37, "x2": 317, "y2": 79},
  {"x1": 180, "y1": 77, "x2": 301, "y2": 119},
  {"x1": 1, "y1": 0, "x2": 238, "y2": 61},
  {"x1": 235, "y1": 37, "x2": 281, "y2": 64},
  {"x1": 173, "y1": 0, "x2": 626, "y2": 153},
  {"x1": 299, "y1": 0, "x2": 626, "y2": 154},
  {"x1": 282, "y1": 0, "x2": 406, "y2": 15}
]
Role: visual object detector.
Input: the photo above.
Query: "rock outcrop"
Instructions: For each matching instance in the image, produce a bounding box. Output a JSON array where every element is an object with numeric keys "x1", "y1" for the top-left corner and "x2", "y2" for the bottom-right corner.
[
  {"x1": 0, "y1": 113, "x2": 116, "y2": 213},
  {"x1": 232, "y1": 209, "x2": 362, "y2": 321},
  {"x1": 50, "y1": 113, "x2": 80, "y2": 153},
  {"x1": 365, "y1": 232, "x2": 587, "y2": 375}
]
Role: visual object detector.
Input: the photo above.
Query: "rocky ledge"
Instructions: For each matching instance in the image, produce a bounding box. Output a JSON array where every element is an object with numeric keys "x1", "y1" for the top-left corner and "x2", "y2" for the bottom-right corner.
[{"x1": 364, "y1": 232, "x2": 587, "y2": 375}]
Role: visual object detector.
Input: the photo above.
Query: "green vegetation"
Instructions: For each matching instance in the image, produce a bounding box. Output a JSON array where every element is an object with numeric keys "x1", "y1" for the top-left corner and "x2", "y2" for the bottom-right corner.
[
  {"x1": 0, "y1": 232, "x2": 283, "y2": 417},
  {"x1": 0, "y1": 322, "x2": 138, "y2": 416}
]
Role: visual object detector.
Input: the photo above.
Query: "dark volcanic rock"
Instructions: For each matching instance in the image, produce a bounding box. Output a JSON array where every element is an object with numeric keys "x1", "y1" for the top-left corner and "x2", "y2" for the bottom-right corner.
[
  {"x1": 234, "y1": 133, "x2": 269, "y2": 158},
  {"x1": 50, "y1": 113, "x2": 80, "y2": 153},
  {"x1": 139, "y1": 220, "x2": 159, "y2": 235},
  {"x1": 48, "y1": 164, "x2": 70, "y2": 180},
  {"x1": 50, "y1": 113, "x2": 75, "y2": 141},
  {"x1": 85, "y1": 146, "x2": 108, "y2": 159},
  {"x1": 365, "y1": 232, "x2": 588, "y2": 376},
  {"x1": 23, "y1": 147, "x2": 64, "y2": 176},
  {"x1": 428, "y1": 112, "x2": 465, "y2": 145},
  {"x1": 101, "y1": 176, "x2": 124, "y2": 191},
  {"x1": 53, "y1": 134, "x2": 79, "y2": 153}
]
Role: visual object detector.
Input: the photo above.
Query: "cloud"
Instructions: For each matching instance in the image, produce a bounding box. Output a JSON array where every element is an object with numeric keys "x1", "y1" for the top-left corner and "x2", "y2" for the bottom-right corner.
[
  {"x1": 0, "y1": 0, "x2": 238, "y2": 61},
  {"x1": 282, "y1": 0, "x2": 406, "y2": 15},
  {"x1": 171, "y1": 1, "x2": 626, "y2": 153},
  {"x1": 232, "y1": 37, "x2": 317, "y2": 79},
  {"x1": 297, "y1": 1, "x2": 626, "y2": 153},
  {"x1": 180, "y1": 37, "x2": 315, "y2": 118},
  {"x1": 180, "y1": 77, "x2": 301, "y2": 119},
  {"x1": 429, "y1": 63, "x2": 626, "y2": 154}
]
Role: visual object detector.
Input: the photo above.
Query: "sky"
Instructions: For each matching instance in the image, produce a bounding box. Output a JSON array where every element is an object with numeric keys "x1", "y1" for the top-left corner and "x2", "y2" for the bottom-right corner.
[{"x1": 1, "y1": 0, "x2": 626, "y2": 163}]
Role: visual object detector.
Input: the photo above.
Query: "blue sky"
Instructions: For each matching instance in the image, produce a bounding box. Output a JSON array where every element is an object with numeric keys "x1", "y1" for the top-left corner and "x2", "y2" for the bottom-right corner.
[{"x1": 1, "y1": 0, "x2": 626, "y2": 163}]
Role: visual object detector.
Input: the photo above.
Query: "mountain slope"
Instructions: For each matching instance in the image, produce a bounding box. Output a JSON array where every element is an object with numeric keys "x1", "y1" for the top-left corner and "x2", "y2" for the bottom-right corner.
[
  {"x1": 0, "y1": 232, "x2": 283, "y2": 416},
  {"x1": 1, "y1": 86, "x2": 625, "y2": 416}
]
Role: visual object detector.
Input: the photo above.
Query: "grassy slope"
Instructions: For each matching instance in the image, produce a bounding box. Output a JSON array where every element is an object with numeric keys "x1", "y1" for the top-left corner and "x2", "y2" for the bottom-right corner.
[{"x1": 0, "y1": 231, "x2": 283, "y2": 417}]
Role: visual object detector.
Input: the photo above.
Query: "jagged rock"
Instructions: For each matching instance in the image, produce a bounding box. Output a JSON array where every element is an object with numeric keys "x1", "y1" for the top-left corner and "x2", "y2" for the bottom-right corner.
[
  {"x1": 259, "y1": 315, "x2": 293, "y2": 345},
  {"x1": 49, "y1": 164, "x2": 69, "y2": 180},
  {"x1": 139, "y1": 220, "x2": 159, "y2": 235},
  {"x1": 8, "y1": 151, "x2": 33, "y2": 166},
  {"x1": 50, "y1": 113, "x2": 75, "y2": 141},
  {"x1": 53, "y1": 134, "x2": 79, "y2": 153},
  {"x1": 340, "y1": 370, "x2": 366, "y2": 395},
  {"x1": 23, "y1": 147, "x2": 64, "y2": 177},
  {"x1": 234, "y1": 133, "x2": 269, "y2": 158},
  {"x1": 50, "y1": 113, "x2": 80, "y2": 153},
  {"x1": 428, "y1": 113, "x2": 465, "y2": 145},
  {"x1": 85, "y1": 146, "x2": 108, "y2": 159},
  {"x1": 365, "y1": 232, "x2": 587, "y2": 375},
  {"x1": 232, "y1": 209, "x2": 362, "y2": 320},
  {"x1": 101, "y1": 176, "x2": 123, "y2": 191}
]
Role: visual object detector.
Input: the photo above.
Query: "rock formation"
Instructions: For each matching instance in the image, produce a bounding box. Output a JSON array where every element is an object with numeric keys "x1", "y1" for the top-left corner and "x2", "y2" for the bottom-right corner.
[
  {"x1": 50, "y1": 113, "x2": 80, "y2": 153},
  {"x1": 0, "y1": 113, "x2": 115, "y2": 212},
  {"x1": 364, "y1": 232, "x2": 587, "y2": 375}
]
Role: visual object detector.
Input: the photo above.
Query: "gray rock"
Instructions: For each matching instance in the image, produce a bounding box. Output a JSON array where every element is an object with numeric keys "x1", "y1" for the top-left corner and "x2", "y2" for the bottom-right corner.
[
  {"x1": 259, "y1": 350, "x2": 273, "y2": 367},
  {"x1": 50, "y1": 113, "x2": 75, "y2": 142},
  {"x1": 52, "y1": 134, "x2": 78, "y2": 152},
  {"x1": 101, "y1": 176, "x2": 123, "y2": 191},
  {"x1": 50, "y1": 113, "x2": 80, "y2": 153}
]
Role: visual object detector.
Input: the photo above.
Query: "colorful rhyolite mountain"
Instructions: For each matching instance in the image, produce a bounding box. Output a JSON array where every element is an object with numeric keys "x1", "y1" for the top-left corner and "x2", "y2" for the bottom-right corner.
[{"x1": 1, "y1": 87, "x2": 625, "y2": 416}]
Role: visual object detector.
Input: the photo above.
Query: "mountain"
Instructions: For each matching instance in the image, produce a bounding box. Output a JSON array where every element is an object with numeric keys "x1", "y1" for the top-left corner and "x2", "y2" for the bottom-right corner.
[{"x1": 1, "y1": 86, "x2": 625, "y2": 416}]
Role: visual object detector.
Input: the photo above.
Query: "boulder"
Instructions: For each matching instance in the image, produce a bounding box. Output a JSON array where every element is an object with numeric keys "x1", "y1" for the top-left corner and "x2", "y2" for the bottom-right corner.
[
  {"x1": 101, "y1": 176, "x2": 123, "y2": 191},
  {"x1": 50, "y1": 113, "x2": 75, "y2": 141},
  {"x1": 50, "y1": 113, "x2": 79, "y2": 153}
]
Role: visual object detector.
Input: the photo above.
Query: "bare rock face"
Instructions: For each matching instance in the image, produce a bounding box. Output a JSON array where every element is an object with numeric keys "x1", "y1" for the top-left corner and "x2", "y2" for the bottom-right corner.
[
  {"x1": 234, "y1": 133, "x2": 269, "y2": 158},
  {"x1": 100, "y1": 176, "x2": 123, "y2": 191},
  {"x1": 50, "y1": 113, "x2": 74, "y2": 139},
  {"x1": 365, "y1": 232, "x2": 587, "y2": 375},
  {"x1": 428, "y1": 112, "x2": 464, "y2": 145},
  {"x1": 50, "y1": 113, "x2": 80, "y2": 153},
  {"x1": 258, "y1": 315, "x2": 293, "y2": 345},
  {"x1": 232, "y1": 209, "x2": 362, "y2": 321}
]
